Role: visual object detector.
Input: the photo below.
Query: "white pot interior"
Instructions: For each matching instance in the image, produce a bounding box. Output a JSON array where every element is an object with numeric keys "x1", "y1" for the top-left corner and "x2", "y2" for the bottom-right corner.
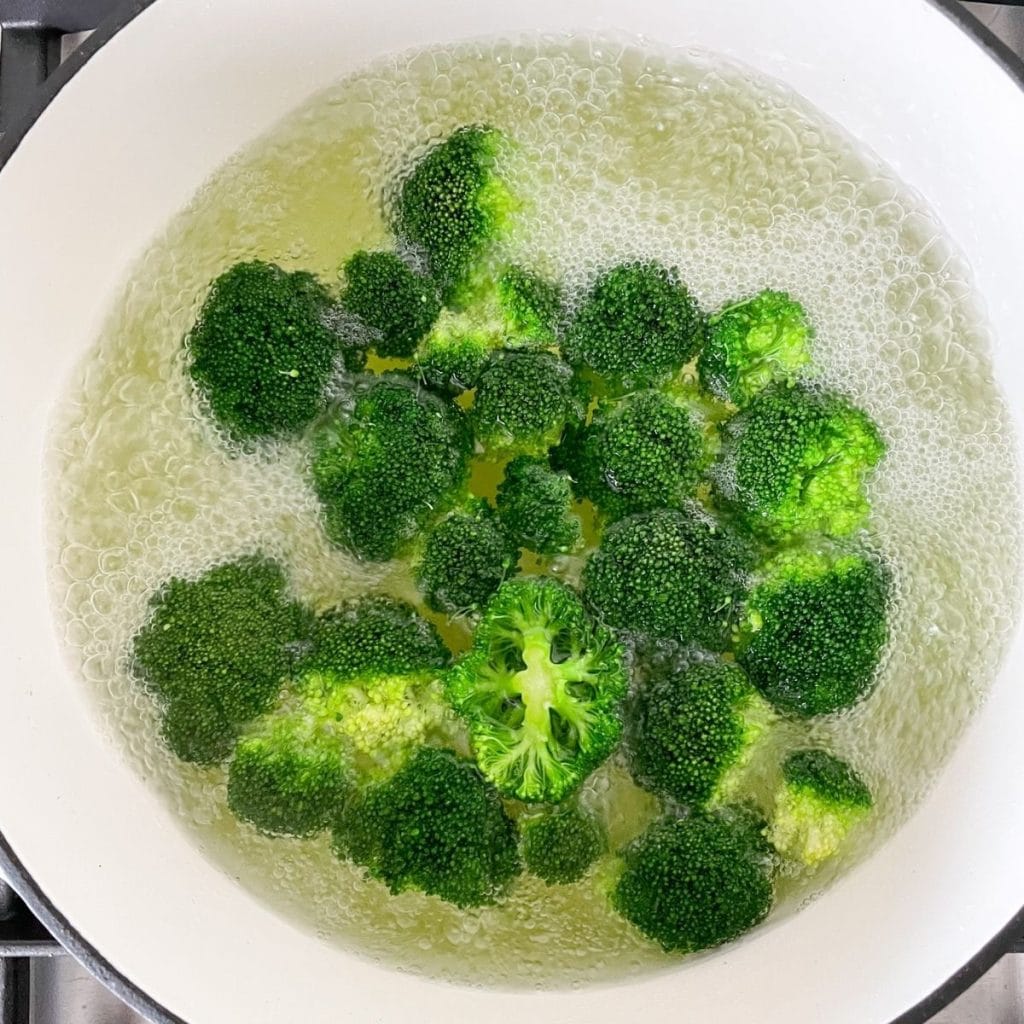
[{"x1": 1, "y1": 2, "x2": 1023, "y2": 1022}]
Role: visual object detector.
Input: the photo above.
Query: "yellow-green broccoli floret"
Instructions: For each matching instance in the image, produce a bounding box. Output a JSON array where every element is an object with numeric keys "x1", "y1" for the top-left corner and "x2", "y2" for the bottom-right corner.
[
  {"x1": 414, "y1": 307, "x2": 503, "y2": 393},
  {"x1": 339, "y1": 250, "x2": 441, "y2": 359},
  {"x1": 471, "y1": 350, "x2": 586, "y2": 457},
  {"x1": 332, "y1": 746, "x2": 521, "y2": 907},
  {"x1": 447, "y1": 577, "x2": 628, "y2": 803},
  {"x1": 187, "y1": 260, "x2": 360, "y2": 442},
  {"x1": 311, "y1": 374, "x2": 473, "y2": 561},
  {"x1": 582, "y1": 508, "x2": 752, "y2": 650},
  {"x1": 698, "y1": 290, "x2": 813, "y2": 406},
  {"x1": 611, "y1": 808, "x2": 774, "y2": 953},
  {"x1": 393, "y1": 125, "x2": 517, "y2": 304},
  {"x1": 556, "y1": 389, "x2": 710, "y2": 524},
  {"x1": 414, "y1": 499, "x2": 519, "y2": 615},
  {"x1": 495, "y1": 456, "x2": 583, "y2": 556},
  {"x1": 715, "y1": 382, "x2": 885, "y2": 540},
  {"x1": 626, "y1": 658, "x2": 776, "y2": 807},
  {"x1": 769, "y1": 749, "x2": 873, "y2": 865},
  {"x1": 521, "y1": 803, "x2": 606, "y2": 885},
  {"x1": 562, "y1": 262, "x2": 705, "y2": 394},
  {"x1": 735, "y1": 546, "x2": 891, "y2": 717},
  {"x1": 130, "y1": 556, "x2": 311, "y2": 764}
]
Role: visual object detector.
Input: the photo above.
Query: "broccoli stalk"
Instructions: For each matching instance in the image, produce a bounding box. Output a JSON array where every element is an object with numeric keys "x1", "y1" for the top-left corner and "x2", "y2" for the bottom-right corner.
[
  {"x1": 446, "y1": 577, "x2": 628, "y2": 803},
  {"x1": 769, "y1": 749, "x2": 873, "y2": 865}
]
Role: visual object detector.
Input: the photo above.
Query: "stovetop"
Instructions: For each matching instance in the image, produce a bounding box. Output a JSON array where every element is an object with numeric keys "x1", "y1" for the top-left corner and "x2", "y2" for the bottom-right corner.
[{"x1": 1, "y1": 2, "x2": 1023, "y2": 1022}]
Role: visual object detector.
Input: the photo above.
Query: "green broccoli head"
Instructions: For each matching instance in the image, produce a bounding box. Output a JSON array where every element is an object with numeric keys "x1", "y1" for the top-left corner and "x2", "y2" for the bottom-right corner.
[
  {"x1": 339, "y1": 250, "x2": 441, "y2": 359},
  {"x1": 131, "y1": 556, "x2": 310, "y2": 764},
  {"x1": 415, "y1": 499, "x2": 519, "y2": 616},
  {"x1": 311, "y1": 374, "x2": 473, "y2": 561},
  {"x1": 495, "y1": 265, "x2": 562, "y2": 346},
  {"x1": 715, "y1": 383, "x2": 885, "y2": 540},
  {"x1": 611, "y1": 808, "x2": 774, "y2": 953},
  {"x1": 736, "y1": 546, "x2": 891, "y2": 717},
  {"x1": 562, "y1": 262, "x2": 705, "y2": 394},
  {"x1": 393, "y1": 125, "x2": 517, "y2": 304},
  {"x1": 447, "y1": 577, "x2": 628, "y2": 803},
  {"x1": 187, "y1": 261, "x2": 357, "y2": 442},
  {"x1": 557, "y1": 389, "x2": 709, "y2": 523},
  {"x1": 495, "y1": 456, "x2": 583, "y2": 556},
  {"x1": 471, "y1": 350, "x2": 585, "y2": 457},
  {"x1": 226, "y1": 712, "x2": 351, "y2": 838},
  {"x1": 333, "y1": 746, "x2": 521, "y2": 907},
  {"x1": 626, "y1": 657, "x2": 775, "y2": 808},
  {"x1": 769, "y1": 749, "x2": 873, "y2": 866},
  {"x1": 582, "y1": 508, "x2": 752, "y2": 649},
  {"x1": 521, "y1": 804, "x2": 606, "y2": 885},
  {"x1": 414, "y1": 308, "x2": 502, "y2": 393},
  {"x1": 699, "y1": 290, "x2": 813, "y2": 406}
]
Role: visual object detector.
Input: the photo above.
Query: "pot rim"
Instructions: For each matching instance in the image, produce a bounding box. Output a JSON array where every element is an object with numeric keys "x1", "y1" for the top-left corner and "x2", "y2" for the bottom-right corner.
[{"x1": 0, "y1": 2, "x2": 1021, "y2": 1022}]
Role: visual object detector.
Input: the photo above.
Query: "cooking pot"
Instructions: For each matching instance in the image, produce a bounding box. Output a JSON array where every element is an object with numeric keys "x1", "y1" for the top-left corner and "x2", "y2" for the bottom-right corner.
[{"x1": 1, "y1": 1, "x2": 1023, "y2": 1022}]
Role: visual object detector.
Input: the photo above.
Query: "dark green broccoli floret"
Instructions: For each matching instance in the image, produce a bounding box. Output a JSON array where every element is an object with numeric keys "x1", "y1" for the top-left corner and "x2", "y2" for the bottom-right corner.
[
  {"x1": 415, "y1": 499, "x2": 519, "y2": 615},
  {"x1": 735, "y1": 547, "x2": 891, "y2": 717},
  {"x1": 472, "y1": 350, "x2": 585, "y2": 457},
  {"x1": 557, "y1": 390, "x2": 709, "y2": 523},
  {"x1": 311, "y1": 374, "x2": 473, "y2": 561},
  {"x1": 611, "y1": 809, "x2": 774, "y2": 953},
  {"x1": 333, "y1": 746, "x2": 521, "y2": 907},
  {"x1": 303, "y1": 595, "x2": 451, "y2": 678},
  {"x1": 626, "y1": 658, "x2": 775, "y2": 807},
  {"x1": 496, "y1": 265, "x2": 562, "y2": 345},
  {"x1": 698, "y1": 290, "x2": 813, "y2": 406},
  {"x1": 187, "y1": 260, "x2": 356, "y2": 442},
  {"x1": 715, "y1": 383, "x2": 885, "y2": 540},
  {"x1": 495, "y1": 456, "x2": 583, "y2": 555},
  {"x1": 562, "y1": 262, "x2": 705, "y2": 394},
  {"x1": 582, "y1": 508, "x2": 752, "y2": 649},
  {"x1": 226, "y1": 713, "x2": 351, "y2": 838},
  {"x1": 414, "y1": 308, "x2": 502, "y2": 393},
  {"x1": 393, "y1": 125, "x2": 517, "y2": 304},
  {"x1": 521, "y1": 804, "x2": 606, "y2": 885},
  {"x1": 339, "y1": 250, "x2": 441, "y2": 359},
  {"x1": 131, "y1": 556, "x2": 310, "y2": 764},
  {"x1": 769, "y1": 749, "x2": 873, "y2": 865},
  {"x1": 447, "y1": 577, "x2": 628, "y2": 803}
]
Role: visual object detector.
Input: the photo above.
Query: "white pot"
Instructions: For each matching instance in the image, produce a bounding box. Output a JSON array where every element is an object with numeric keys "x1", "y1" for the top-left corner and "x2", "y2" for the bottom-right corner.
[{"x1": 1, "y1": 2, "x2": 1023, "y2": 1022}]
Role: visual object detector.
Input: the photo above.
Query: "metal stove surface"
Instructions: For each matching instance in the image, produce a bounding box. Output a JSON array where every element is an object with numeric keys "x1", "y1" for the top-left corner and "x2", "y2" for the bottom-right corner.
[{"x1": 1, "y1": 2, "x2": 1023, "y2": 1022}]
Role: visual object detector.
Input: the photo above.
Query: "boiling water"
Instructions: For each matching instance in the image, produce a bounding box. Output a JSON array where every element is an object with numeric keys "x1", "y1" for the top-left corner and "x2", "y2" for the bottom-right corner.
[{"x1": 47, "y1": 37, "x2": 1021, "y2": 986}]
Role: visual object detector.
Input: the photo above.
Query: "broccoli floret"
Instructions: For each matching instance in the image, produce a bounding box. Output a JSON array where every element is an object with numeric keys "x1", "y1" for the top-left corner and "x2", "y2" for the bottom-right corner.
[
  {"x1": 521, "y1": 804, "x2": 606, "y2": 885},
  {"x1": 339, "y1": 250, "x2": 441, "y2": 359},
  {"x1": 611, "y1": 808, "x2": 774, "y2": 953},
  {"x1": 626, "y1": 658, "x2": 776, "y2": 807},
  {"x1": 393, "y1": 125, "x2": 517, "y2": 304},
  {"x1": 446, "y1": 577, "x2": 628, "y2": 803},
  {"x1": 495, "y1": 456, "x2": 583, "y2": 555},
  {"x1": 495, "y1": 265, "x2": 562, "y2": 346},
  {"x1": 226, "y1": 712, "x2": 351, "y2": 838},
  {"x1": 311, "y1": 374, "x2": 473, "y2": 561},
  {"x1": 131, "y1": 556, "x2": 310, "y2": 764},
  {"x1": 557, "y1": 390, "x2": 709, "y2": 523},
  {"x1": 414, "y1": 308, "x2": 502, "y2": 393},
  {"x1": 471, "y1": 350, "x2": 585, "y2": 457},
  {"x1": 562, "y1": 262, "x2": 705, "y2": 394},
  {"x1": 414, "y1": 499, "x2": 519, "y2": 615},
  {"x1": 582, "y1": 508, "x2": 752, "y2": 649},
  {"x1": 715, "y1": 383, "x2": 885, "y2": 540},
  {"x1": 413, "y1": 265, "x2": 562, "y2": 393},
  {"x1": 187, "y1": 260, "x2": 355, "y2": 442},
  {"x1": 769, "y1": 749, "x2": 873, "y2": 866},
  {"x1": 333, "y1": 746, "x2": 521, "y2": 907},
  {"x1": 699, "y1": 290, "x2": 813, "y2": 406},
  {"x1": 736, "y1": 547, "x2": 891, "y2": 717}
]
